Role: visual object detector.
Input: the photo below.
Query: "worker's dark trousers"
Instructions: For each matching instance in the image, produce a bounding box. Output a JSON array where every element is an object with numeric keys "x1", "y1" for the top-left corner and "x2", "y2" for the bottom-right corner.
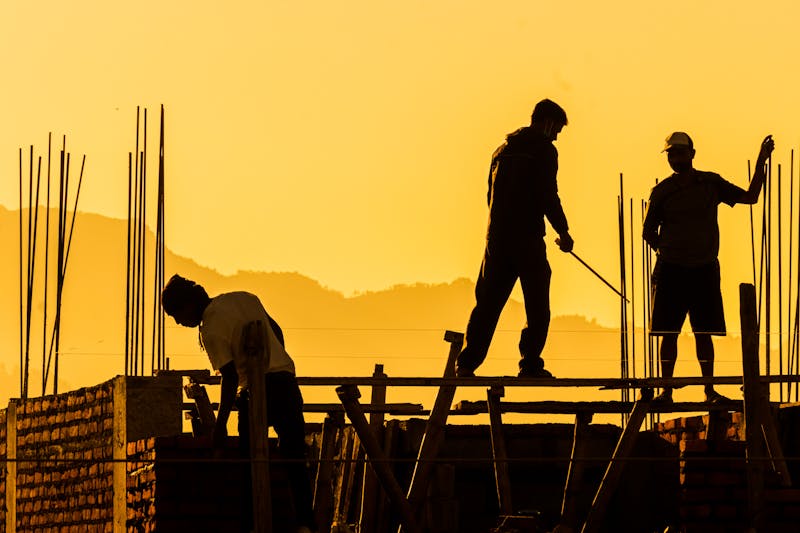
[
  {"x1": 457, "y1": 238, "x2": 551, "y2": 374},
  {"x1": 237, "y1": 371, "x2": 317, "y2": 531}
]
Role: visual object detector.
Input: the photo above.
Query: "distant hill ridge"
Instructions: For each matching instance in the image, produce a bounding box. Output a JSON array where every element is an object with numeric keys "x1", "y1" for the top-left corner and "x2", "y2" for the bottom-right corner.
[{"x1": 0, "y1": 206, "x2": 744, "y2": 408}]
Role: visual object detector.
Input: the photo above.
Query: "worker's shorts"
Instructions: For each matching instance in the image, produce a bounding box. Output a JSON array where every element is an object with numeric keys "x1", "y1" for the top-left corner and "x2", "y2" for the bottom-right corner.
[{"x1": 649, "y1": 259, "x2": 726, "y2": 336}]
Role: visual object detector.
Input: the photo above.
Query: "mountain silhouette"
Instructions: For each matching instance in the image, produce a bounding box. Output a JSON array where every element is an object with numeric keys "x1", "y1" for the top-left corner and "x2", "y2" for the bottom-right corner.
[{"x1": 0, "y1": 206, "x2": 748, "y2": 417}]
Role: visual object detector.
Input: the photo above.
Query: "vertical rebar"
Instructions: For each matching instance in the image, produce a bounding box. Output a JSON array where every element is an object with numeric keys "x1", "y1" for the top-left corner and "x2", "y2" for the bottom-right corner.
[
  {"x1": 787, "y1": 153, "x2": 794, "y2": 400},
  {"x1": 630, "y1": 198, "x2": 635, "y2": 380},
  {"x1": 618, "y1": 173, "x2": 629, "y2": 414},
  {"x1": 125, "y1": 152, "x2": 133, "y2": 376},
  {"x1": 778, "y1": 165, "x2": 783, "y2": 401},
  {"x1": 42, "y1": 133, "x2": 52, "y2": 395}
]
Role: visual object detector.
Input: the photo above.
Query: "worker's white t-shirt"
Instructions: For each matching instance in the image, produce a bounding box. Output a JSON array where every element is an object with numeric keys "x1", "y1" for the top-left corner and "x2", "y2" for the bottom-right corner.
[{"x1": 199, "y1": 292, "x2": 295, "y2": 389}]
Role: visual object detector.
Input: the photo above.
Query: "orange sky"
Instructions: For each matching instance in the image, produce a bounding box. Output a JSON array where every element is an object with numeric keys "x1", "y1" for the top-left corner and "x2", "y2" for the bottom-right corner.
[{"x1": 4, "y1": 1, "x2": 800, "y2": 330}]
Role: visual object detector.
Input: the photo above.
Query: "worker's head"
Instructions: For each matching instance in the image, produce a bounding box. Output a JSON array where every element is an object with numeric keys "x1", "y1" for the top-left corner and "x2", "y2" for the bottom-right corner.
[
  {"x1": 531, "y1": 99, "x2": 568, "y2": 141},
  {"x1": 161, "y1": 274, "x2": 209, "y2": 327},
  {"x1": 663, "y1": 131, "x2": 695, "y2": 174}
]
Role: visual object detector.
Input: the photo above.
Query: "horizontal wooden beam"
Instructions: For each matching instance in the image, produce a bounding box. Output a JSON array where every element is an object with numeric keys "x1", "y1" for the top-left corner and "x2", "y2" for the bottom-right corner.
[
  {"x1": 183, "y1": 402, "x2": 425, "y2": 415},
  {"x1": 161, "y1": 372, "x2": 800, "y2": 388},
  {"x1": 452, "y1": 399, "x2": 743, "y2": 415}
]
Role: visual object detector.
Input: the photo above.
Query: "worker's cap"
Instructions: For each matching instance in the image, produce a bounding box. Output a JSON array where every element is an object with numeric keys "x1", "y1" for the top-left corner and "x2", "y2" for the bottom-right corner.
[{"x1": 663, "y1": 132, "x2": 693, "y2": 152}]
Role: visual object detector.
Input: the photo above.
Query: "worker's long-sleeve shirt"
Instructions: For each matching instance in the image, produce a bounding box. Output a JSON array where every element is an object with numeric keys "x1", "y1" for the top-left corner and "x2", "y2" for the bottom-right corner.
[{"x1": 486, "y1": 126, "x2": 569, "y2": 244}]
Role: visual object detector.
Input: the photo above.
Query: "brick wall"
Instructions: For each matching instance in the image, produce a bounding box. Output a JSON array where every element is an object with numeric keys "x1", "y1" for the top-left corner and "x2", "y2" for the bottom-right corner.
[
  {"x1": 653, "y1": 412, "x2": 746, "y2": 445},
  {"x1": 14, "y1": 382, "x2": 116, "y2": 531},
  {"x1": 654, "y1": 411, "x2": 800, "y2": 533},
  {"x1": 0, "y1": 407, "x2": 7, "y2": 531},
  {"x1": 0, "y1": 375, "x2": 182, "y2": 533}
]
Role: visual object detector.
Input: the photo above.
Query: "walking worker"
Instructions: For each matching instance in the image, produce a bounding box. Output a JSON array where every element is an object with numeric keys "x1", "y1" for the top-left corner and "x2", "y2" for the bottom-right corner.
[
  {"x1": 456, "y1": 98, "x2": 574, "y2": 378},
  {"x1": 643, "y1": 132, "x2": 774, "y2": 403},
  {"x1": 161, "y1": 274, "x2": 317, "y2": 533}
]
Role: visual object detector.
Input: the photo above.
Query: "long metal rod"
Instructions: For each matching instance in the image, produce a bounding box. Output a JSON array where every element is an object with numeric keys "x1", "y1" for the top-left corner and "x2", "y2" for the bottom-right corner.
[
  {"x1": 750, "y1": 161, "x2": 757, "y2": 289},
  {"x1": 778, "y1": 165, "x2": 783, "y2": 402},
  {"x1": 569, "y1": 251, "x2": 629, "y2": 303},
  {"x1": 795, "y1": 149, "x2": 800, "y2": 401},
  {"x1": 767, "y1": 157, "x2": 772, "y2": 381},
  {"x1": 787, "y1": 154, "x2": 794, "y2": 400},
  {"x1": 24, "y1": 155, "x2": 42, "y2": 398},
  {"x1": 140, "y1": 109, "x2": 148, "y2": 375},
  {"x1": 125, "y1": 152, "x2": 132, "y2": 376},
  {"x1": 630, "y1": 198, "x2": 635, "y2": 381},
  {"x1": 18, "y1": 149, "x2": 23, "y2": 396},
  {"x1": 54, "y1": 143, "x2": 69, "y2": 394},
  {"x1": 42, "y1": 134, "x2": 52, "y2": 396}
]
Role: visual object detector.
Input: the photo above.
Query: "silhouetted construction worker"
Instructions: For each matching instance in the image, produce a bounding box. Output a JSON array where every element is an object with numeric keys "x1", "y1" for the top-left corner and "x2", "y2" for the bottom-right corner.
[
  {"x1": 643, "y1": 132, "x2": 774, "y2": 403},
  {"x1": 456, "y1": 99, "x2": 574, "y2": 378},
  {"x1": 161, "y1": 274, "x2": 317, "y2": 533}
]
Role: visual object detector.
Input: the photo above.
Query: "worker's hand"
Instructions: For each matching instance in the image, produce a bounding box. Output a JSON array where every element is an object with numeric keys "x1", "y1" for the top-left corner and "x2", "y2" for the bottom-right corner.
[
  {"x1": 556, "y1": 232, "x2": 574, "y2": 253},
  {"x1": 758, "y1": 135, "x2": 775, "y2": 162}
]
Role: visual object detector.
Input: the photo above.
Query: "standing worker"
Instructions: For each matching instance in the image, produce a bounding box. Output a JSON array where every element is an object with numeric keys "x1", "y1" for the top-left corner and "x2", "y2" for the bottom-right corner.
[
  {"x1": 456, "y1": 99, "x2": 574, "y2": 378},
  {"x1": 643, "y1": 132, "x2": 774, "y2": 402},
  {"x1": 161, "y1": 274, "x2": 317, "y2": 533}
]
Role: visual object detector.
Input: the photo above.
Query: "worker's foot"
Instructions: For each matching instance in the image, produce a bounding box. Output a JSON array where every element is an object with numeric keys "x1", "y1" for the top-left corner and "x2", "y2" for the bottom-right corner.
[
  {"x1": 518, "y1": 367, "x2": 555, "y2": 379},
  {"x1": 455, "y1": 366, "x2": 475, "y2": 377},
  {"x1": 651, "y1": 390, "x2": 673, "y2": 403},
  {"x1": 705, "y1": 390, "x2": 731, "y2": 404}
]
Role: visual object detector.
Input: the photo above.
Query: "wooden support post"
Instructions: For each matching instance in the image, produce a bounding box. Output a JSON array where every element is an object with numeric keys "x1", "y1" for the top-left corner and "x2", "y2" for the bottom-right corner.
[
  {"x1": 337, "y1": 384, "x2": 422, "y2": 533},
  {"x1": 581, "y1": 388, "x2": 651, "y2": 533},
  {"x1": 741, "y1": 282, "x2": 765, "y2": 531},
  {"x1": 314, "y1": 411, "x2": 344, "y2": 531},
  {"x1": 331, "y1": 426, "x2": 355, "y2": 529},
  {"x1": 405, "y1": 330, "x2": 464, "y2": 519},
  {"x1": 487, "y1": 385, "x2": 513, "y2": 515},
  {"x1": 112, "y1": 377, "x2": 127, "y2": 533},
  {"x1": 243, "y1": 320, "x2": 272, "y2": 533},
  {"x1": 557, "y1": 412, "x2": 593, "y2": 533},
  {"x1": 6, "y1": 400, "x2": 17, "y2": 533},
  {"x1": 184, "y1": 380, "x2": 216, "y2": 437},
  {"x1": 359, "y1": 363, "x2": 387, "y2": 532},
  {"x1": 341, "y1": 431, "x2": 362, "y2": 527},
  {"x1": 377, "y1": 419, "x2": 400, "y2": 533}
]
